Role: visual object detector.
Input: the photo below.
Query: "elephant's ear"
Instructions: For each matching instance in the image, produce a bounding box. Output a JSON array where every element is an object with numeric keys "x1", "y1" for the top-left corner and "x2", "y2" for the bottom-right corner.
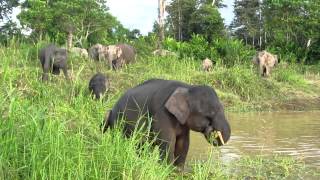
[{"x1": 165, "y1": 87, "x2": 190, "y2": 125}]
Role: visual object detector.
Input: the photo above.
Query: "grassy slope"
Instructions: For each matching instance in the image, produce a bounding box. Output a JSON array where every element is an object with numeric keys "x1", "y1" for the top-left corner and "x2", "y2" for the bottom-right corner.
[{"x1": 0, "y1": 44, "x2": 319, "y2": 179}]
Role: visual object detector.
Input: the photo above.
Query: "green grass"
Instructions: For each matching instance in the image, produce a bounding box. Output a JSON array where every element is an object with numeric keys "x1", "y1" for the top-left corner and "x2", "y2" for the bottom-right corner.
[{"x1": 1, "y1": 44, "x2": 319, "y2": 179}]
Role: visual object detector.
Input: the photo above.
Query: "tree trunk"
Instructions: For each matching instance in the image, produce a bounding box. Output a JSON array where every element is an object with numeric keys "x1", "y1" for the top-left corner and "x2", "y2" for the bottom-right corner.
[
  {"x1": 252, "y1": 35, "x2": 255, "y2": 47},
  {"x1": 158, "y1": 0, "x2": 166, "y2": 49},
  {"x1": 67, "y1": 31, "x2": 73, "y2": 50},
  {"x1": 178, "y1": 0, "x2": 182, "y2": 41}
]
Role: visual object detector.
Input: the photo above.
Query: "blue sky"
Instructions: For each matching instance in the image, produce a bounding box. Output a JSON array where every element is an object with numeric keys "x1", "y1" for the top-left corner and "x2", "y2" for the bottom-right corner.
[{"x1": 107, "y1": 0, "x2": 235, "y2": 35}]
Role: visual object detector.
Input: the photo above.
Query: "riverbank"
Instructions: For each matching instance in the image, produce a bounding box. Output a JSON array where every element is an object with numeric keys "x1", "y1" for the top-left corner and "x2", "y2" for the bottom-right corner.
[{"x1": 1, "y1": 45, "x2": 319, "y2": 179}]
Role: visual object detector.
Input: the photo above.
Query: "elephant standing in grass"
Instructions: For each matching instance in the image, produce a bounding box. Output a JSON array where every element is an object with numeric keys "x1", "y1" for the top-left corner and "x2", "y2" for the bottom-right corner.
[
  {"x1": 88, "y1": 73, "x2": 109, "y2": 100},
  {"x1": 253, "y1": 50, "x2": 278, "y2": 77},
  {"x1": 202, "y1": 58, "x2": 213, "y2": 71},
  {"x1": 39, "y1": 44, "x2": 69, "y2": 81},
  {"x1": 70, "y1": 47, "x2": 88, "y2": 58},
  {"x1": 88, "y1": 44, "x2": 104, "y2": 61},
  {"x1": 100, "y1": 44, "x2": 136, "y2": 70},
  {"x1": 101, "y1": 79, "x2": 231, "y2": 168}
]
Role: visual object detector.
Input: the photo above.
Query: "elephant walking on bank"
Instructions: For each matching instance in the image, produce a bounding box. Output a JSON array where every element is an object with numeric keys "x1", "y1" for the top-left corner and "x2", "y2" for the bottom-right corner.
[
  {"x1": 100, "y1": 44, "x2": 136, "y2": 70},
  {"x1": 88, "y1": 44, "x2": 104, "y2": 61},
  {"x1": 39, "y1": 44, "x2": 69, "y2": 81},
  {"x1": 101, "y1": 79, "x2": 231, "y2": 167},
  {"x1": 253, "y1": 50, "x2": 278, "y2": 77}
]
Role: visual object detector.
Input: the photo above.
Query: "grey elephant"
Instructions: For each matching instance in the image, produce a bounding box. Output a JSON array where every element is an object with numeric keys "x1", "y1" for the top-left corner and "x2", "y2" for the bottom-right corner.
[
  {"x1": 101, "y1": 44, "x2": 136, "y2": 70},
  {"x1": 101, "y1": 79, "x2": 231, "y2": 168},
  {"x1": 39, "y1": 44, "x2": 69, "y2": 81},
  {"x1": 88, "y1": 73, "x2": 109, "y2": 100},
  {"x1": 70, "y1": 47, "x2": 88, "y2": 58},
  {"x1": 88, "y1": 43, "x2": 104, "y2": 61},
  {"x1": 253, "y1": 50, "x2": 278, "y2": 77}
]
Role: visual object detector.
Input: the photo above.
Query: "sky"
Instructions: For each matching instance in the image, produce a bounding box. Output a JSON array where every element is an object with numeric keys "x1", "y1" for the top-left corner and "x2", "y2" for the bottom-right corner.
[
  {"x1": 7, "y1": 0, "x2": 235, "y2": 35},
  {"x1": 107, "y1": 0, "x2": 235, "y2": 35}
]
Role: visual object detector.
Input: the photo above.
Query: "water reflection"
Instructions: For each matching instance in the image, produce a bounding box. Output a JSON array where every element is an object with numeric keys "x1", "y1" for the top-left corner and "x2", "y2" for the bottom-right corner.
[{"x1": 188, "y1": 111, "x2": 320, "y2": 168}]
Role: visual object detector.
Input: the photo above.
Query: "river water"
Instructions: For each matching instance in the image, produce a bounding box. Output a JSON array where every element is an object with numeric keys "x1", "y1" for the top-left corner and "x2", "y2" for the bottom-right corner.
[{"x1": 188, "y1": 111, "x2": 320, "y2": 168}]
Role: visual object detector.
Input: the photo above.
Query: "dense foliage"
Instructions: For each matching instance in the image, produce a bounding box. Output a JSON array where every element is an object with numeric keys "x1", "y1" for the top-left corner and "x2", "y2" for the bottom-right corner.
[{"x1": 230, "y1": 0, "x2": 320, "y2": 63}]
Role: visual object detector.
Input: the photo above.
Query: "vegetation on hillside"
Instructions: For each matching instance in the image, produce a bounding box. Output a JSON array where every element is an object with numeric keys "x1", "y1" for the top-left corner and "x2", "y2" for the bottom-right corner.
[
  {"x1": 1, "y1": 43, "x2": 319, "y2": 179},
  {"x1": 1, "y1": 0, "x2": 320, "y2": 179}
]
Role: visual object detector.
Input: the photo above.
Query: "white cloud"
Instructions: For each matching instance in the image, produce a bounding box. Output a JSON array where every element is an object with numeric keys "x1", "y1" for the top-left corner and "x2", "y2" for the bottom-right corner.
[{"x1": 107, "y1": 0, "x2": 158, "y2": 35}]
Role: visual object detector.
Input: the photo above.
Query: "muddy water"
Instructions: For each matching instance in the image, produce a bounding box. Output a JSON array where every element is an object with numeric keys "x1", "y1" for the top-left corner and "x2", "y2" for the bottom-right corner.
[{"x1": 188, "y1": 111, "x2": 320, "y2": 168}]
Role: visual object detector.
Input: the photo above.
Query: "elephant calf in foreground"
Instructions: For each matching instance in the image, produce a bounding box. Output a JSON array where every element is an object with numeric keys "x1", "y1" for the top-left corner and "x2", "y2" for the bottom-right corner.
[
  {"x1": 202, "y1": 58, "x2": 213, "y2": 71},
  {"x1": 39, "y1": 44, "x2": 68, "y2": 81},
  {"x1": 100, "y1": 44, "x2": 136, "y2": 70},
  {"x1": 88, "y1": 73, "x2": 109, "y2": 99},
  {"x1": 101, "y1": 79, "x2": 231, "y2": 167},
  {"x1": 253, "y1": 50, "x2": 278, "y2": 77}
]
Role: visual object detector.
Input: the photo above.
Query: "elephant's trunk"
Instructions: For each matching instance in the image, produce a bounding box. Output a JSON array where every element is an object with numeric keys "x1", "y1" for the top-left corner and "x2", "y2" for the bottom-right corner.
[{"x1": 204, "y1": 111, "x2": 231, "y2": 146}]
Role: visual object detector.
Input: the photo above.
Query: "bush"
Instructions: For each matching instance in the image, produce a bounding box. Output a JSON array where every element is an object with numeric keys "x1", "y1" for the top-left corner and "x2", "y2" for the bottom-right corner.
[
  {"x1": 164, "y1": 35, "x2": 219, "y2": 62},
  {"x1": 212, "y1": 38, "x2": 256, "y2": 67}
]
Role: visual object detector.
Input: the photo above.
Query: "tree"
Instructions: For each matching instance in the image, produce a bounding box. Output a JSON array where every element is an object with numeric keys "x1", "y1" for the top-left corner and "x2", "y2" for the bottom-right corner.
[
  {"x1": 166, "y1": 0, "x2": 197, "y2": 41},
  {"x1": 189, "y1": 2, "x2": 225, "y2": 42},
  {"x1": 230, "y1": 0, "x2": 260, "y2": 47},
  {"x1": 166, "y1": 0, "x2": 225, "y2": 42},
  {"x1": 157, "y1": 0, "x2": 166, "y2": 49},
  {"x1": 0, "y1": 0, "x2": 19, "y2": 20},
  {"x1": 0, "y1": 20, "x2": 22, "y2": 44},
  {"x1": 18, "y1": 0, "x2": 52, "y2": 41},
  {"x1": 18, "y1": 0, "x2": 119, "y2": 47}
]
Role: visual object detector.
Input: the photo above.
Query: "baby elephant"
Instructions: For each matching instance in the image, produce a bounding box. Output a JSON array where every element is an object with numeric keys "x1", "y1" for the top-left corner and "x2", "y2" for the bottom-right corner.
[
  {"x1": 88, "y1": 73, "x2": 109, "y2": 99},
  {"x1": 253, "y1": 50, "x2": 278, "y2": 77},
  {"x1": 70, "y1": 47, "x2": 88, "y2": 58},
  {"x1": 102, "y1": 79, "x2": 231, "y2": 168},
  {"x1": 39, "y1": 44, "x2": 69, "y2": 81},
  {"x1": 202, "y1": 58, "x2": 213, "y2": 71}
]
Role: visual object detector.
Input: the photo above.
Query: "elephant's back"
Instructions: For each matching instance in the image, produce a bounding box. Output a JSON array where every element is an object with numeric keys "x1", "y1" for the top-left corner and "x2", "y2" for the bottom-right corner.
[{"x1": 117, "y1": 44, "x2": 135, "y2": 63}]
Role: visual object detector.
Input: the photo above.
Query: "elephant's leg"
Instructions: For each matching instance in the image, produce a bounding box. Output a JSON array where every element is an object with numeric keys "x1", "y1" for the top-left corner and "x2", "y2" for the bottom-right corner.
[
  {"x1": 259, "y1": 64, "x2": 264, "y2": 76},
  {"x1": 52, "y1": 66, "x2": 60, "y2": 75},
  {"x1": 266, "y1": 66, "x2": 270, "y2": 77},
  {"x1": 111, "y1": 60, "x2": 117, "y2": 70},
  {"x1": 157, "y1": 129, "x2": 176, "y2": 164},
  {"x1": 173, "y1": 130, "x2": 190, "y2": 167},
  {"x1": 153, "y1": 113, "x2": 177, "y2": 164},
  {"x1": 62, "y1": 66, "x2": 69, "y2": 80}
]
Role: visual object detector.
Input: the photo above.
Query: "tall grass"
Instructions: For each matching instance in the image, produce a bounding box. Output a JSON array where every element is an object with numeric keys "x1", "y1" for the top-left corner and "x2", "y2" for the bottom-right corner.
[{"x1": 1, "y1": 43, "x2": 319, "y2": 179}]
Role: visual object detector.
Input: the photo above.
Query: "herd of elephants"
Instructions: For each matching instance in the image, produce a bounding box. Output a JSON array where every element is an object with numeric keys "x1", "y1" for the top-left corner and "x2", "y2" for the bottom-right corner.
[{"x1": 38, "y1": 43, "x2": 279, "y2": 168}]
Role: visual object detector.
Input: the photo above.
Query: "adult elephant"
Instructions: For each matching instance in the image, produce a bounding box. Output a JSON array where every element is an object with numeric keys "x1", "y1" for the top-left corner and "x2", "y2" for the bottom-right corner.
[
  {"x1": 253, "y1": 50, "x2": 279, "y2": 77},
  {"x1": 39, "y1": 44, "x2": 69, "y2": 81},
  {"x1": 101, "y1": 44, "x2": 136, "y2": 70},
  {"x1": 101, "y1": 79, "x2": 231, "y2": 167},
  {"x1": 88, "y1": 43, "x2": 104, "y2": 61}
]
